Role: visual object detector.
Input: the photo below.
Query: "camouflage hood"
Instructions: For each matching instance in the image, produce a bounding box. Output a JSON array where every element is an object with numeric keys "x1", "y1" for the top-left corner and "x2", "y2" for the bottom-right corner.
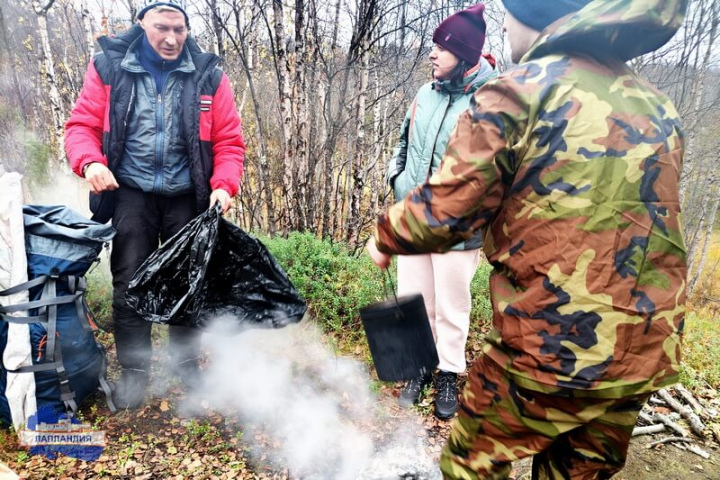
[{"x1": 524, "y1": 0, "x2": 688, "y2": 62}]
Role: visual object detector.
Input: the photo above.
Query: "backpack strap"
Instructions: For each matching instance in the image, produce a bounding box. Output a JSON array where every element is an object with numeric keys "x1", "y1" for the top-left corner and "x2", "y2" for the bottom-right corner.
[
  {"x1": 0, "y1": 275, "x2": 115, "y2": 414},
  {"x1": 41, "y1": 277, "x2": 78, "y2": 413},
  {"x1": 0, "y1": 281, "x2": 83, "y2": 323},
  {"x1": 0, "y1": 275, "x2": 49, "y2": 295},
  {"x1": 95, "y1": 344, "x2": 116, "y2": 413},
  {"x1": 66, "y1": 275, "x2": 116, "y2": 412}
]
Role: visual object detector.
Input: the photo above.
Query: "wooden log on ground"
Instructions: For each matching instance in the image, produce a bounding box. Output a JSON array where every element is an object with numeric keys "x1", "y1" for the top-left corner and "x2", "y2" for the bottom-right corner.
[
  {"x1": 649, "y1": 396, "x2": 668, "y2": 407},
  {"x1": 638, "y1": 411, "x2": 655, "y2": 425},
  {"x1": 687, "y1": 444, "x2": 711, "y2": 459},
  {"x1": 633, "y1": 424, "x2": 665, "y2": 436},
  {"x1": 675, "y1": 384, "x2": 707, "y2": 417},
  {"x1": 657, "y1": 388, "x2": 706, "y2": 437},
  {"x1": 647, "y1": 436, "x2": 691, "y2": 448},
  {"x1": 654, "y1": 411, "x2": 690, "y2": 438}
]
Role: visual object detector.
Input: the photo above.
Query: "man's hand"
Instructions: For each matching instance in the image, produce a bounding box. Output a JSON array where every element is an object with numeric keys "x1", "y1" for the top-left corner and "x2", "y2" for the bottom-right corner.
[
  {"x1": 84, "y1": 163, "x2": 119, "y2": 194},
  {"x1": 210, "y1": 189, "x2": 232, "y2": 213},
  {"x1": 366, "y1": 237, "x2": 392, "y2": 269}
]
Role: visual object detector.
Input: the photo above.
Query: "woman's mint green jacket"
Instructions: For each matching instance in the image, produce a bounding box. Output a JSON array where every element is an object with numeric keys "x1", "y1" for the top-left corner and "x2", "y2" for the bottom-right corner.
[{"x1": 387, "y1": 57, "x2": 496, "y2": 251}]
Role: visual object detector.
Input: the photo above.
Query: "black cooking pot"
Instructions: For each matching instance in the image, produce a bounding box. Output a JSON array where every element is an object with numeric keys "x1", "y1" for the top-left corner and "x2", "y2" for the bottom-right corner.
[{"x1": 360, "y1": 288, "x2": 438, "y2": 382}]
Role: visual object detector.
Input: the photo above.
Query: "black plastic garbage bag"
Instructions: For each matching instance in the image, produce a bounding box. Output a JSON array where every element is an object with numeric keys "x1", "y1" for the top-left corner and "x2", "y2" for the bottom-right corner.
[{"x1": 125, "y1": 205, "x2": 306, "y2": 329}]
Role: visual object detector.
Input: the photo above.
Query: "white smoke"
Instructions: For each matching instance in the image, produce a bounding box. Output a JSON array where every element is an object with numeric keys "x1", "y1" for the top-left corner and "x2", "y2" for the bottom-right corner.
[
  {"x1": 184, "y1": 319, "x2": 439, "y2": 479},
  {"x1": 28, "y1": 168, "x2": 90, "y2": 217}
]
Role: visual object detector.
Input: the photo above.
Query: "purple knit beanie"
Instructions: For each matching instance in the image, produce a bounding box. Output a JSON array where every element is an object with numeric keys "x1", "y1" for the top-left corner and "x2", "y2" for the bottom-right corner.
[{"x1": 432, "y1": 4, "x2": 487, "y2": 65}]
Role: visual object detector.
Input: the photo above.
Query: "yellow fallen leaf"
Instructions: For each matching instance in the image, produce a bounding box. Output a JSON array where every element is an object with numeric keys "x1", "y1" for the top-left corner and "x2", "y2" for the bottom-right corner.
[{"x1": 160, "y1": 400, "x2": 170, "y2": 412}]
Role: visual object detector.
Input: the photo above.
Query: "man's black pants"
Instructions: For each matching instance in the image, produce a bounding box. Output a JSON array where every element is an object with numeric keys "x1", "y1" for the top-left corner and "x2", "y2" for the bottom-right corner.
[{"x1": 110, "y1": 186, "x2": 199, "y2": 372}]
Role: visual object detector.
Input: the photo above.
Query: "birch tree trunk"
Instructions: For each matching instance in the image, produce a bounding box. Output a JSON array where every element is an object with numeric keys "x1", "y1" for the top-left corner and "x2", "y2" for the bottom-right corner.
[
  {"x1": 320, "y1": 0, "x2": 344, "y2": 238},
  {"x1": 272, "y1": 0, "x2": 296, "y2": 232},
  {"x1": 304, "y1": 0, "x2": 320, "y2": 230},
  {"x1": 293, "y1": 0, "x2": 310, "y2": 230},
  {"x1": 209, "y1": 0, "x2": 225, "y2": 57},
  {"x1": 346, "y1": 42, "x2": 369, "y2": 245},
  {"x1": 80, "y1": 0, "x2": 94, "y2": 59},
  {"x1": 0, "y1": 5, "x2": 27, "y2": 124},
  {"x1": 344, "y1": 0, "x2": 377, "y2": 245},
  {"x1": 685, "y1": 198, "x2": 706, "y2": 269},
  {"x1": 679, "y1": 0, "x2": 718, "y2": 205},
  {"x1": 33, "y1": 0, "x2": 66, "y2": 168},
  {"x1": 237, "y1": 0, "x2": 276, "y2": 233},
  {"x1": 688, "y1": 174, "x2": 719, "y2": 295},
  {"x1": 369, "y1": 71, "x2": 382, "y2": 215}
]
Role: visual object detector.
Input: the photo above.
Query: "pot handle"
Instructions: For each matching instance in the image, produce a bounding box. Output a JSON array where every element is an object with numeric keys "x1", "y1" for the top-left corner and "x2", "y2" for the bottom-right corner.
[{"x1": 382, "y1": 268, "x2": 400, "y2": 308}]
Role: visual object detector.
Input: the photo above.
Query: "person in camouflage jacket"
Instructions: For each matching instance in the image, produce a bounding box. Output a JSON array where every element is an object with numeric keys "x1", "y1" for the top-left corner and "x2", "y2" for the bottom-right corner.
[{"x1": 367, "y1": 0, "x2": 688, "y2": 478}]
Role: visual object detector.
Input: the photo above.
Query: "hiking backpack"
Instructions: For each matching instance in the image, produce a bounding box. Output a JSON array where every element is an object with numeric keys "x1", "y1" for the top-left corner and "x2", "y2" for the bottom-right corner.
[{"x1": 0, "y1": 199, "x2": 116, "y2": 428}]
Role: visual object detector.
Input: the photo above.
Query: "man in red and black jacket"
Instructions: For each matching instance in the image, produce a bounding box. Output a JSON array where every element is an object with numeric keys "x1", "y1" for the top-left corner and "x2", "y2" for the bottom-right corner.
[{"x1": 65, "y1": 0, "x2": 245, "y2": 409}]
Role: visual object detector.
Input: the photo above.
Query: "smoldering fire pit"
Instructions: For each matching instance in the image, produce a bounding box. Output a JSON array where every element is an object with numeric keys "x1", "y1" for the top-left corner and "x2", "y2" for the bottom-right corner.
[{"x1": 355, "y1": 437, "x2": 441, "y2": 480}]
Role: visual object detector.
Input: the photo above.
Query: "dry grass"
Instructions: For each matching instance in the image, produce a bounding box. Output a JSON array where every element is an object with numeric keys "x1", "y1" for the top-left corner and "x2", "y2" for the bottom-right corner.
[{"x1": 683, "y1": 230, "x2": 720, "y2": 391}]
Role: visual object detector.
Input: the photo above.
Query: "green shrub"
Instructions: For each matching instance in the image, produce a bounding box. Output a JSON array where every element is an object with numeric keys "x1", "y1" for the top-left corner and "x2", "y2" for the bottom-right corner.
[
  {"x1": 680, "y1": 312, "x2": 720, "y2": 390},
  {"x1": 259, "y1": 232, "x2": 387, "y2": 333},
  {"x1": 85, "y1": 266, "x2": 114, "y2": 332},
  {"x1": 260, "y1": 232, "x2": 494, "y2": 335},
  {"x1": 470, "y1": 259, "x2": 493, "y2": 331},
  {"x1": 23, "y1": 138, "x2": 51, "y2": 187}
]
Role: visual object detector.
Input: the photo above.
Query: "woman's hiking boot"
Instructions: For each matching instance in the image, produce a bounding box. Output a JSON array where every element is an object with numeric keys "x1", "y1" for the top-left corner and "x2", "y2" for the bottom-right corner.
[
  {"x1": 398, "y1": 373, "x2": 433, "y2": 407},
  {"x1": 434, "y1": 371, "x2": 459, "y2": 419}
]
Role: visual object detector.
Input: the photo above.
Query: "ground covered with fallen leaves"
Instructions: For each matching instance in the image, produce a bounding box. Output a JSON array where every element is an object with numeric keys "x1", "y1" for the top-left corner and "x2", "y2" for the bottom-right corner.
[
  {"x1": 2, "y1": 379, "x2": 454, "y2": 479},
  {"x1": 2, "y1": 326, "x2": 720, "y2": 479}
]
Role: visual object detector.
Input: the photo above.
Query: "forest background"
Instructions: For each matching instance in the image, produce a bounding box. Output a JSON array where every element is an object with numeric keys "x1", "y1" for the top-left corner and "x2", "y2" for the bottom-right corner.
[{"x1": 0, "y1": 0, "x2": 719, "y2": 384}]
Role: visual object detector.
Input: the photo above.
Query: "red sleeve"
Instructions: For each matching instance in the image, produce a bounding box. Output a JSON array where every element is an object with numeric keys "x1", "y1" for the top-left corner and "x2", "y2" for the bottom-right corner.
[
  {"x1": 65, "y1": 60, "x2": 109, "y2": 177},
  {"x1": 209, "y1": 73, "x2": 245, "y2": 196}
]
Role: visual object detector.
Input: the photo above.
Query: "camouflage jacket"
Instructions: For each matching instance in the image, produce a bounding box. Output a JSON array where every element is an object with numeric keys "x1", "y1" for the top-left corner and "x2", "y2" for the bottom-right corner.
[{"x1": 375, "y1": 0, "x2": 688, "y2": 398}]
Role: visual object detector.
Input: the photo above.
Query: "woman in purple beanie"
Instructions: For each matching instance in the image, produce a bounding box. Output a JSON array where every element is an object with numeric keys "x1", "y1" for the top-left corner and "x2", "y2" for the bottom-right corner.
[{"x1": 385, "y1": 3, "x2": 496, "y2": 420}]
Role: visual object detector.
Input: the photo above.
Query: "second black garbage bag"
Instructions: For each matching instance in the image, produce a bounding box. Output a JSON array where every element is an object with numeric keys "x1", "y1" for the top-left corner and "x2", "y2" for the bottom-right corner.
[{"x1": 126, "y1": 205, "x2": 307, "y2": 329}]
